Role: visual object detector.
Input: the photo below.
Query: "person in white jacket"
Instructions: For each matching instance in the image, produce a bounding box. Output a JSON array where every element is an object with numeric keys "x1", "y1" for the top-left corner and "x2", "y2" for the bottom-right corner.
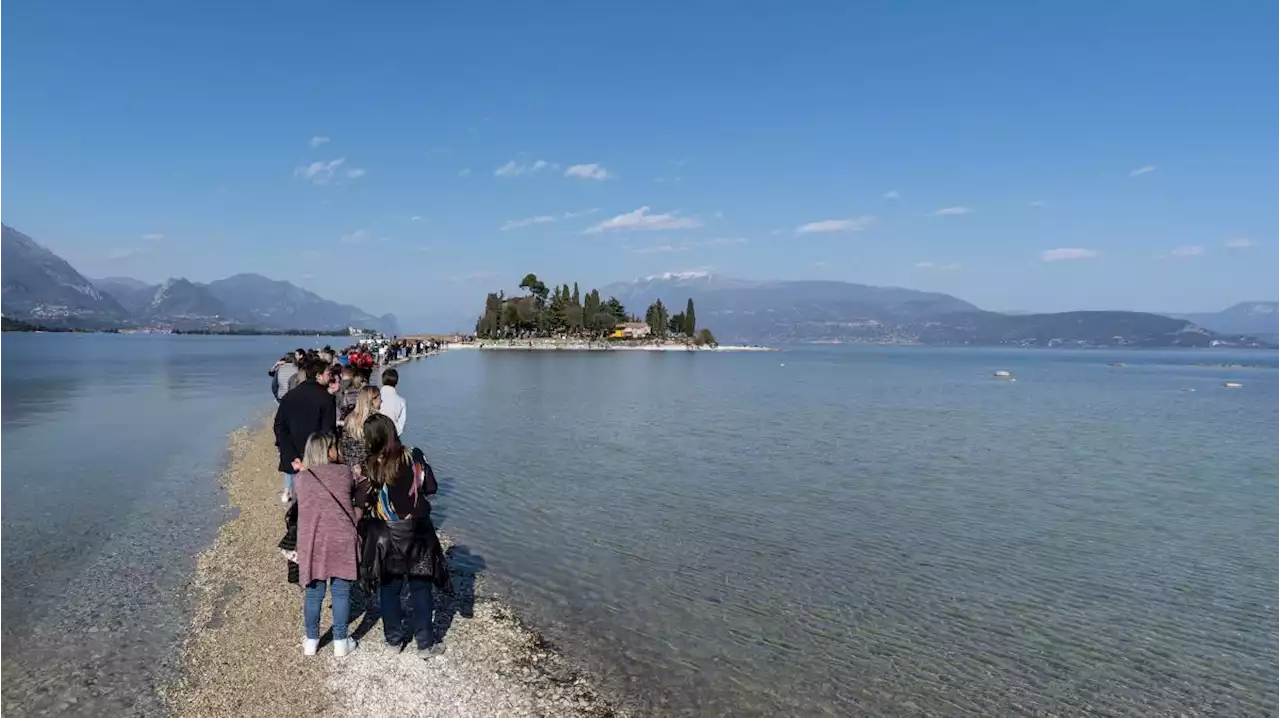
[{"x1": 378, "y1": 368, "x2": 407, "y2": 436}]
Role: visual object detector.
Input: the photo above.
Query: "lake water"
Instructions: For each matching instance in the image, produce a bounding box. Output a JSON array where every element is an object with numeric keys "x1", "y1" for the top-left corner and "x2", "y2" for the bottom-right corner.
[
  {"x1": 398, "y1": 347, "x2": 1278, "y2": 717},
  {"x1": 2, "y1": 336, "x2": 1276, "y2": 716},
  {"x1": 0, "y1": 333, "x2": 304, "y2": 716}
]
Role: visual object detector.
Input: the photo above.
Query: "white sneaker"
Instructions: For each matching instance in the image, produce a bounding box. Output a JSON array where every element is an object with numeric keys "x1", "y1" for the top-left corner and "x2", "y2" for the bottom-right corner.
[
  {"x1": 333, "y1": 637, "x2": 358, "y2": 657},
  {"x1": 280, "y1": 491, "x2": 291, "y2": 504},
  {"x1": 302, "y1": 638, "x2": 319, "y2": 656}
]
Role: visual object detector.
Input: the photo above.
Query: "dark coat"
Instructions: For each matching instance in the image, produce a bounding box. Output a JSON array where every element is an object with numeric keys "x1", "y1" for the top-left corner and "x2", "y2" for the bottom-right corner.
[
  {"x1": 273, "y1": 380, "x2": 337, "y2": 473},
  {"x1": 279, "y1": 501, "x2": 299, "y2": 584},
  {"x1": 360, "y1": 517, "x2": 452, "y2": 594}
]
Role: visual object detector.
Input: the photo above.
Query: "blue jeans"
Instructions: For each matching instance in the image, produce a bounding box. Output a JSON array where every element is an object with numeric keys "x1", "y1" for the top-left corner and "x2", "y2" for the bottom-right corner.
[
  {"x1": 304, "y1": 578, "x2": 353, "y2": 640},
  {"x1": 282, "y1": 472, "x2": 295, "y2": 494},
  {"x1": 379, "y1": 574, "x2": 434, "y2": 648}
]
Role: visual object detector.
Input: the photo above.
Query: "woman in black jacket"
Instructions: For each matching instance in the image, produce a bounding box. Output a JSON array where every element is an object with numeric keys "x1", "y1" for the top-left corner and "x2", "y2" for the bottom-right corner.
[{"x1": 359, "y1": 414, "x2": 449, "y2": 658}]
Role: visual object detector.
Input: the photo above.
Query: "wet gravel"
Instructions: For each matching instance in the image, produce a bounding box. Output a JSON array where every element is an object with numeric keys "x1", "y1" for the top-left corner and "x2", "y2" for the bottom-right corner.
[{"x1": 164, "y1": 424, "x2": 624, "y2": 718}]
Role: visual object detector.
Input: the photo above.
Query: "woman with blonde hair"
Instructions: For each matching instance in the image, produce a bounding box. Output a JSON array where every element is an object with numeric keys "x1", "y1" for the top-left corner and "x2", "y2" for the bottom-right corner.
[
  {"x1": 295, "y1": 432, "x2": 360, "y2": 657},
  {"x1": 340, "y1": 386, "x2": 381, "y2": 478}
]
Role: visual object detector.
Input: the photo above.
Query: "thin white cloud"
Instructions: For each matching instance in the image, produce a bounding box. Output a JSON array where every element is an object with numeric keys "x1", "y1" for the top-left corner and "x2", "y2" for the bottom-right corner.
[
  {"x1": 494, "y1": 161, "x2": 522, "y2": 177},
  {"x1": 1029, "y1": 200, "x2": 1047, "y2": 208},
  {"x1": 309, "y1": 136, "x2": 331, "y2": 148},
  {"x1": 346, "y1": 167, "x2": 367, "y2": 179},
  {"x1": 933, "y1": 206, "x2": 974, "y2": 216},
  {"x1": 500, "y1": 208, "x2": 600, "y2": 231},
  {"x1": 294, "y1": 158, "x2": 346, "y2": 185},
  {"x1": 1165, "y1": 245, "x2": 1205, "y2": 259},
  {"x1": 883, "y1": 190, "x2": 901, "y2": 200},
  {"x1": 494, "y1": 159, "x2": 551, "y2": 178},
  {"x1": 1129, "y1": 165, "x2": 1156, "y2": 177},
  {"x1": 340, "y1": 229, "x2": 373, "y2": 244},
  {"x1": 500, "y1": 215, "x2": 557, "y2": 231},
  {"x1": 915, "y1": 261, "x2": 962, "y2": 271},
  {"x1": 565, "y1": 163, "x2": 611, "y2": 180},
  {"x1": 707, "y1": 237, "x2": 748, "y2": 247},
  {"x1": 142, "y1": 233, "x2": 165, "y2": 242},
  {"x1": 629, "y1": 243, "x2": 689, "y2": 255},
  {"x1": 585, "y1": 206, "x2": 702, "y2": 234},
  {"x1": 1225, "y1": 237, "x2": 1255, "y2": 249},
  {"x1": 458, "y1": 167, "x2": 472, "y2": 178},
  {"x1": 410, "y1": 216, "x2": 425, "y2": 222},
  {"x1": 794, "y1": 216, "x2": 876, "y2": 235},
  {"x1": 811, "y1": 260, "x2": 830, "y2": 270},
  {"x1": 1041, "y1": 248, "x2": 1099, "y2": 262}
]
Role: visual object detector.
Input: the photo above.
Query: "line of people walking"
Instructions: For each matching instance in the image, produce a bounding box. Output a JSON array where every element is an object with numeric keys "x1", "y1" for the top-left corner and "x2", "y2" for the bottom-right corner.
[{"x1": 270, "y1": 343, "x2": 450, "y2": 659}]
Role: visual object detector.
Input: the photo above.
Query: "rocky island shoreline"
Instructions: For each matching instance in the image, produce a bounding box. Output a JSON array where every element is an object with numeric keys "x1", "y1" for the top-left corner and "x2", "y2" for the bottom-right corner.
[
  {"x1": 164, "y1": 423, "x2": 624, "y2": 718},
  {"x1": 462, "y1": 338, "x2": 774, "y2": 352}
]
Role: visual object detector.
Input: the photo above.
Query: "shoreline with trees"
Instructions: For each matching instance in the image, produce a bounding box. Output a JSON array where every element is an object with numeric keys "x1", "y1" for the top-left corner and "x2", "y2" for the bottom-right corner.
[{"x1": 474, "y1": 273, "x2": 724, "y2": 348}]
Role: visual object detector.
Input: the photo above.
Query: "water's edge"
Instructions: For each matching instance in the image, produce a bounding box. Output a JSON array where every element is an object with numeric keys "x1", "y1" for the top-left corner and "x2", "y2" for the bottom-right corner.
[{"x1": 162, "y1": 420, "x2": 628, "y2": 717}]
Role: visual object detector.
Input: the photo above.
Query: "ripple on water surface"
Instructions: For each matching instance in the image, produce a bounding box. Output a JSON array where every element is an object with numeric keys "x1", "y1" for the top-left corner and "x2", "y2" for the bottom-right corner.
[{"x1": 398, "y1": 347, "x2": 1278, "y2": 716}]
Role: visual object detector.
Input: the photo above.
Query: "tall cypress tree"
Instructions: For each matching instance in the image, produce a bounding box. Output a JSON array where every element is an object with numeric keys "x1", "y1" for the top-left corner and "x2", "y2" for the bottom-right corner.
[
  {"x1": 584, "y1": 289, "x2": 600, "y2": 333},
  {"x1": 571, "y1": 282, "x2": 580, "y2": 306},
  {"x1": 685, "y1": 298, "x2": 696, "y2": 336}
]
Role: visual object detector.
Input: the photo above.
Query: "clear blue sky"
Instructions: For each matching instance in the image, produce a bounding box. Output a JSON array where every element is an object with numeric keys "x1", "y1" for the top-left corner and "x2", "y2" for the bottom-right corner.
[{"x1": 5, "y1": 1, "x2": 1275, "y2": 330}]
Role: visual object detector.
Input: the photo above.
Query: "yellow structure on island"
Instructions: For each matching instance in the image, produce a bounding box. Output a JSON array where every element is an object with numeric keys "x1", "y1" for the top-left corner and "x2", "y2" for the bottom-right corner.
[{"x1": 613, "y1": 322, "x2": 651, "y2": 339}]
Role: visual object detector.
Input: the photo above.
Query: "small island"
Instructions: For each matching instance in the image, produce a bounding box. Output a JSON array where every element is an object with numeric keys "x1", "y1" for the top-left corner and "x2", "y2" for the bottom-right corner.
[{"x1": 473, "y1": 273, "x2": 729, "y2": 351}]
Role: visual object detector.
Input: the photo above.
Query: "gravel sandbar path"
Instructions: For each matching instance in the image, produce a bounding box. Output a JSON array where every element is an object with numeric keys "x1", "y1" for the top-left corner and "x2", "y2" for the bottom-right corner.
[{"x1": 164, "y1": 423, "x2": 623, "y2": 718}]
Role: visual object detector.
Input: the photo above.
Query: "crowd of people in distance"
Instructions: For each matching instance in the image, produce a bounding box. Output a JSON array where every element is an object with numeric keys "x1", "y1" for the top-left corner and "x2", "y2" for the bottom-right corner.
[{"x1": 269, "y1": 338, "x2": 450, "y2": 659}]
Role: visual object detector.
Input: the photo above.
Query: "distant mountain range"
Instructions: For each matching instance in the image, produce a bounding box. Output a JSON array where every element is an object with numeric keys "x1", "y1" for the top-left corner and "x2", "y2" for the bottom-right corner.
[
  {"x1": 4, "y1": 224, "x2": 1270, "y2": 348},
  {"x1": 599, "y1": 272, "x2": 1273, "y2": 348},
  {"x1": 1169, "y1": 302, "x2": 1278, "y2": 337},
  {"x1": 1, "y1": 225, "x2": 397, "y2": 333}
]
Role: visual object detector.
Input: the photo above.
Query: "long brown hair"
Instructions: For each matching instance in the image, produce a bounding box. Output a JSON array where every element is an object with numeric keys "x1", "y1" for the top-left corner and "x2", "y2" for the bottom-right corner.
[{"x1": 363, "y1": 413, "x2": 405, "y2": 487}]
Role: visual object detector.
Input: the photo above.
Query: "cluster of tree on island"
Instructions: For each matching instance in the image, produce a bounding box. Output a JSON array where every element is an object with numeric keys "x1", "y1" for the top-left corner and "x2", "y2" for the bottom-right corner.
[{"x1": 475, "y1": 273, "x2": 717, "y2": 345}]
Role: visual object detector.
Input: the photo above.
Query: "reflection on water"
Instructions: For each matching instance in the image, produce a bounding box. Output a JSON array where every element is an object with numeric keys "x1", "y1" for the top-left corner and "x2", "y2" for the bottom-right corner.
[
  {"x1": 0, "y1": 333, "x2": 306, "y2": 716},
  {"x1": 398, "y1": 347, "x2": 1279, "y2": 716}
]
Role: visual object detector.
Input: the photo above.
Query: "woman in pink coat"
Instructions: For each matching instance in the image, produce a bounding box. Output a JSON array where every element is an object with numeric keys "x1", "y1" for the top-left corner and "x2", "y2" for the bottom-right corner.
[{"x1": 295, "y1": 432, "x2": 361, "y2": 657}]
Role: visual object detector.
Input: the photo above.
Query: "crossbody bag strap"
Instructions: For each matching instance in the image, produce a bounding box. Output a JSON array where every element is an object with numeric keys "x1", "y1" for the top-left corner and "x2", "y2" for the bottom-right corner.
[{"x1": 304, "y1": 469, "x2": 358, "y2": 528}]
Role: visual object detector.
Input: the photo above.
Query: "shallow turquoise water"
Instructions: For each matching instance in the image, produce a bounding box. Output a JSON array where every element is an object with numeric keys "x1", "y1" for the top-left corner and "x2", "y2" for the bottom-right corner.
[{"x1": 396, "y1": 347, "x2": 1278, "y2": 716}]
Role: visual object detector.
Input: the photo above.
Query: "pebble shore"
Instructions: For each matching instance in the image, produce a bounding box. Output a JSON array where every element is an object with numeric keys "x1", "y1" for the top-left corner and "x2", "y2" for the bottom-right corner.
[{"x1": 164, "y1": 422, "x2": 624, "y2": 718}]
